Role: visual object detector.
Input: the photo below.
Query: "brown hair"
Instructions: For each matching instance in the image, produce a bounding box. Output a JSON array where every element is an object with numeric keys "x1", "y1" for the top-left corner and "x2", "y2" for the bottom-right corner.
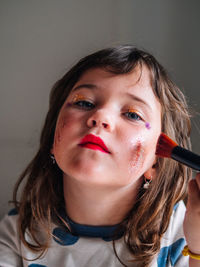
[{"x1": 13, "y1": 45, "x2": 192, "y2": 266}]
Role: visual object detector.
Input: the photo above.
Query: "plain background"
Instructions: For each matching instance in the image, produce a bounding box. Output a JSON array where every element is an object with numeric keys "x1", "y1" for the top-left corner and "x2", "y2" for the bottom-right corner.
[{"x1": 0, "y1": 0, "x2": 200, "y2": 219}]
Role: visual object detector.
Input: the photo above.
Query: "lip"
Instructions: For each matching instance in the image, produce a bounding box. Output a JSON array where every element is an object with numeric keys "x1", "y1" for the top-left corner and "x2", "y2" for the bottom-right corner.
[{"x1": 78, "y1": 134, "x2": 110, "y2": 154}]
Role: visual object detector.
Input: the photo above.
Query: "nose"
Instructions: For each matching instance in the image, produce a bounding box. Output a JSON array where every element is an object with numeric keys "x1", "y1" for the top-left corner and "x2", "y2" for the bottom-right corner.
[{"x1": 87, "y1": 109, "x2": 114, "y2": 132}]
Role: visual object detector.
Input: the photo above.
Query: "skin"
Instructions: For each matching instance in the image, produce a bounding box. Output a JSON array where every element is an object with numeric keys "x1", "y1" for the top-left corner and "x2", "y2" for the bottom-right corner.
[{"x1": 52, "y1": 65, "x2": 162, "y2": 225}]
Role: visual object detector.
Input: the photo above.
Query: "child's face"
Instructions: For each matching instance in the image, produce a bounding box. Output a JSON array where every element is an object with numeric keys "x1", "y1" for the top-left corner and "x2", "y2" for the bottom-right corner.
[{"x1": 52, "y1": 66, "x2": 161, "y2": 189}]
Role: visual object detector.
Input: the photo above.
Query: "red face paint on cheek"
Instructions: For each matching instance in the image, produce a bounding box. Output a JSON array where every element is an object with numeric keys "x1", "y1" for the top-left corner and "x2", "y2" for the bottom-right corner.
[
  {"x1": 61, "y1": 116, "x2": 67, "y2": 129},
  {"x1": 54, "y1": 116, "x2": 68, "y2": 146},
  {"x1": 54, "y1": 130, "x2": 61, "y2": 145},
  {"x1": 129, "y1": 140, "x2": 145, "y2": 171}
]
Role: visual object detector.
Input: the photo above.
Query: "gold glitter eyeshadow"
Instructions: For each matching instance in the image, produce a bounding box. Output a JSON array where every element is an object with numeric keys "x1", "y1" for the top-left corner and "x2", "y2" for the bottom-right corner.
[
  {"x1": 127, "y1": 108, "x2": 140, "y2": 114},
  {"x1": 72, "y1": 94, "x2": 86, "y2": 102},
  {"x1": 127, "y1": 108, "x2": 144, "y2": 121}
]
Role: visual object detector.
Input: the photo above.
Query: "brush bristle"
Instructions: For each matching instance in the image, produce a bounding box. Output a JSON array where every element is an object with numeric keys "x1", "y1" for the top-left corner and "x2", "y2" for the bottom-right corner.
[{"x1": 156, "y1": 133, "x2": 178, "y2": 158}]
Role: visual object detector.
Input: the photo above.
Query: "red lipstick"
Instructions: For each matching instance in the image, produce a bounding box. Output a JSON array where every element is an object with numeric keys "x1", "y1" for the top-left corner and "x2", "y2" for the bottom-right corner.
[{"x1": 79, "y1": 134, "x2": 110, "y2": 154}]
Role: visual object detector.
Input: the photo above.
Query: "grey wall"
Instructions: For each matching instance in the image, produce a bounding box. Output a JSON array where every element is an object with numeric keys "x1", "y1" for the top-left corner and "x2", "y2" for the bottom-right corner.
[{"x1": 1, "y1": 0, "x2": 200, "y2": 218}]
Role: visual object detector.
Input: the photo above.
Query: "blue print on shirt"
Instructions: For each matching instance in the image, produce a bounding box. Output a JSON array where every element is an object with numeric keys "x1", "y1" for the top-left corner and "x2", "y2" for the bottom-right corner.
[
  {"x1": 157, "y1": 238, "x2": 185, "y2": 266},
  {"x1": 53, "y1": 227, "x2": 79, "y2": 246},
  {"x1": 173, "y1": 203, "x2": 179, "y2": 212},
  {"x1": 28, "y1": 264, "x2": 47, "y2": 267},
  {"x1": 8, "y1": 208, "x2": 18, "y2": 216}
]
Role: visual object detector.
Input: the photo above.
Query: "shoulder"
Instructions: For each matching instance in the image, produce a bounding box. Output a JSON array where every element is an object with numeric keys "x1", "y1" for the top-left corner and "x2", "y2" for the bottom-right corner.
[
  {"x1": 162, "y1": 200, "x2": 186, "y2": 241},
  {"x1": 157, "y1": 201, "x2": 188, "y2": 267},
  {"x1": 172, "y1": 200, "x2": 186, "y2": 218},
  {"x1": 170, "y1": 200, "x2": 186, "y2": 239},
  {"x1": 0, "y1": 208, "x2": 19, "y2": 240},
  {"x1": 0, "y1": 208, "x2": 22, "y2": 266}
]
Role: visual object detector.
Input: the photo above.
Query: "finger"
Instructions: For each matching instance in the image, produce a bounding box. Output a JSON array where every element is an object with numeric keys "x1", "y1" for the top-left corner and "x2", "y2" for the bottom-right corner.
[
  {"x1": 187, "y1": 178, "x2": 200, "y2": 211},
  {"x1": 195, "y1": 172, "x2": 200, "y2": 189}
]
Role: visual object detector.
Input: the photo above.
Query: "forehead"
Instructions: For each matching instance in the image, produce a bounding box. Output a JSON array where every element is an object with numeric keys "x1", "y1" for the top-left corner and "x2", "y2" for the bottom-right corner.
[{"x1": 72, "y1": 65, "x2": 154, "y2": 96}]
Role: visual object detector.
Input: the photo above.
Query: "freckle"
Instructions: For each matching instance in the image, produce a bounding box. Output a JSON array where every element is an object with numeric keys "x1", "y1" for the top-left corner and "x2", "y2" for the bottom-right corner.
[{"x1": 145, "y1": 122, "x2": 151, "y2": 130}]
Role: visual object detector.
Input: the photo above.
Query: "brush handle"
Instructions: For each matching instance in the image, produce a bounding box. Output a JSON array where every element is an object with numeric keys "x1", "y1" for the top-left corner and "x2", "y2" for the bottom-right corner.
[{"x1": 172, "y1": 146, "x2": 200, "y2": 171}]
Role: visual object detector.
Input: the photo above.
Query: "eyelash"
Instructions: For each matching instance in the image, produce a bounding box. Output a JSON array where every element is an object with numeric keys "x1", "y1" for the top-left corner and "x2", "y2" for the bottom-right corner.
[
  {"x1": 124, "y1": 110, "x2": 143, "y2": 121},
  {"x1": 73, "y1": 100, "x2": 95, "y2": 110},
  {"x1": 72, "y1": 100, "x2": 144, "y2": 122}
]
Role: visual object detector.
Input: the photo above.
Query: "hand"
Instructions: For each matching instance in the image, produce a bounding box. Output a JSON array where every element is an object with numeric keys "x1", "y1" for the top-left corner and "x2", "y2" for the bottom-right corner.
[{"x1": 183, "y1": 173, "x2": 200, "y2": 254}]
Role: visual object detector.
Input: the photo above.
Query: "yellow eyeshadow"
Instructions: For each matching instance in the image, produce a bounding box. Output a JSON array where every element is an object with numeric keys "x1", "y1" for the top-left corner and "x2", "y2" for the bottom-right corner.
[
  {"x1": 72, "y1": 94, "x2": 86, "y2": 102},
  {"x1": 127, "y1": 108, "x2": 139, "y2": 113},
  {"x1": 127, "y1": 108, "x2": 143, "y2": 119}
]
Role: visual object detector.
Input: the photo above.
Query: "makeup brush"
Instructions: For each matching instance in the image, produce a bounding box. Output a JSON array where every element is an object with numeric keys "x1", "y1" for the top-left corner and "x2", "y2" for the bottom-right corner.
[{"x1": 156, "y1": 133, "x2": 200, "y2": 171}]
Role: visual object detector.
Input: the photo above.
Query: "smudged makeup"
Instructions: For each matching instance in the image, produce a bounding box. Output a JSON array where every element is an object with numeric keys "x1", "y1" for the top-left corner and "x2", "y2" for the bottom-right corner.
[
  {"x1": 145, "y1": 122, "x2": 151, "y2": 130},
  {"x1": 128, "y1": 139, "x2": 145, "y2": 173}
]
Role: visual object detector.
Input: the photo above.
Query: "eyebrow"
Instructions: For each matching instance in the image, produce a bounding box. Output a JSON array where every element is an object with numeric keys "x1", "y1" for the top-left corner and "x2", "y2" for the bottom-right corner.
[
  {"x1": 72, "y1": 83, "x2": 98, "y2": 92},
  {"x1": 126, "y1": 93, "x2": 152, "y2": 112},
  {"x1": 72, "y1": 83, "x2": 152, "y2": 112}
]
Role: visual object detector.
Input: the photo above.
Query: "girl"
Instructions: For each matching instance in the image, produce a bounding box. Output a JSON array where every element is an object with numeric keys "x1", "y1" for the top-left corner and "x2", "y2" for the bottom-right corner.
[{"x1": 0, "y1": 45, "x2": 200, "y2": 267}]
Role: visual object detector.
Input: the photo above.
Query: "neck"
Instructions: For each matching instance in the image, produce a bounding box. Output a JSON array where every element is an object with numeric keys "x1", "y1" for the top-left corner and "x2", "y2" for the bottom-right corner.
[{"x1": 63, "y1": 175, "x2": 142, "y2": 226}]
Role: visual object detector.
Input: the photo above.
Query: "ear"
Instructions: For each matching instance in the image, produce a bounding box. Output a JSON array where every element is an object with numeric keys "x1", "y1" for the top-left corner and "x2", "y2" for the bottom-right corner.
[
  {"x1": 144, "y1": 158, "x2": 157, "y2": 180},
  {"x1": 50, "y1": 147, "x2": 54, "y2": 155}
]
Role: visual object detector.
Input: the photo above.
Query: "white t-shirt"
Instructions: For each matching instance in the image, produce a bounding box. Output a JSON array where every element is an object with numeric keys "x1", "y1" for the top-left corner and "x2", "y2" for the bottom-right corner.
[{"x1": 0, "y1": 201, "x2": 189, "y2": 267}]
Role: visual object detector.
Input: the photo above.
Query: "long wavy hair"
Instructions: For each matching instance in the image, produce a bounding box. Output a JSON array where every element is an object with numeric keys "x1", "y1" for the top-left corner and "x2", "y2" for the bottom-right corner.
[{"x1": 13, "y1": 45, "x2": 192, "y2": 266}]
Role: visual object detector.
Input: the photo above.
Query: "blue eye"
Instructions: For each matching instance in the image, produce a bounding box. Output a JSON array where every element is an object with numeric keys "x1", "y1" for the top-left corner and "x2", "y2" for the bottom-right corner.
[
  {"x1": 74, "y1": 100, "x2": 95, "y2": 110},
  {"x1": 124, "y1": 111, "x2": 142, "y2": 121}
]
